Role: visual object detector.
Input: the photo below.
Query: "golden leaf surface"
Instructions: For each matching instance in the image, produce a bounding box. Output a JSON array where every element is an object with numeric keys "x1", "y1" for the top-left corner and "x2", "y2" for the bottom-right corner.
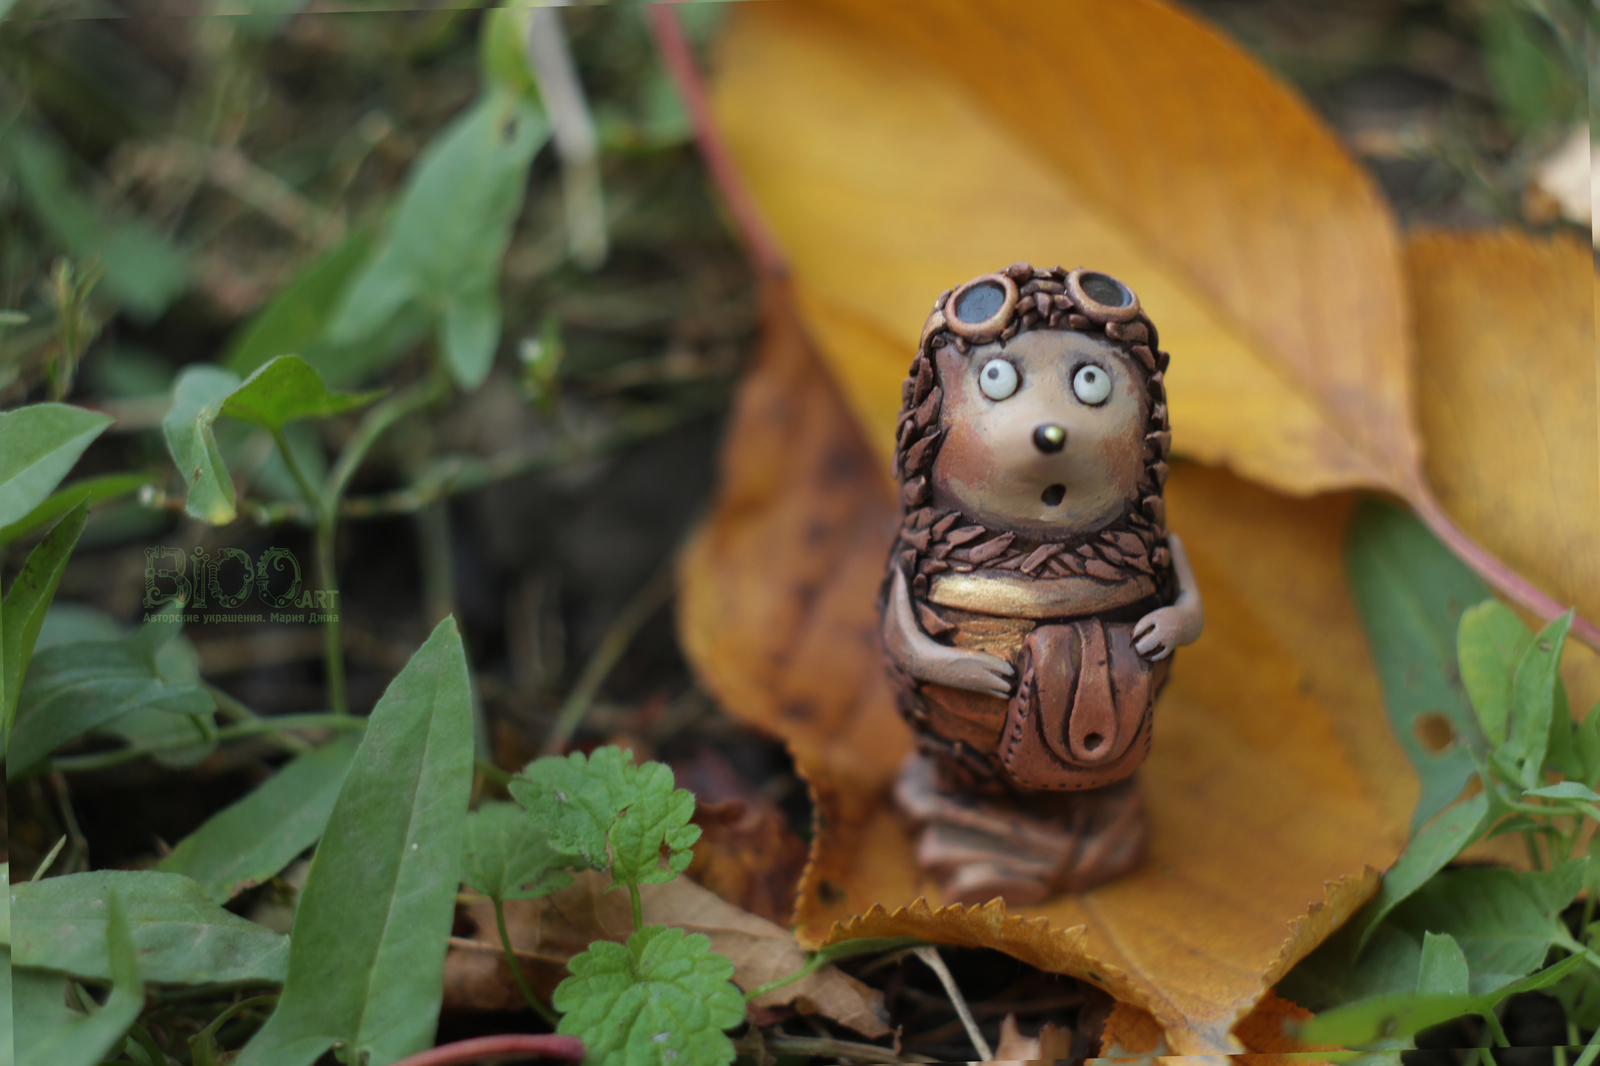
[
  {"x1": 710, "y1": 0, "x2": 1419, "y2": 499},
  {"x1": 1408, "y1": 230, "x2": 1600, "y2": 710},
  {"x1": 678, "y1": 292, "x2": 1408, "y2": 1053}
]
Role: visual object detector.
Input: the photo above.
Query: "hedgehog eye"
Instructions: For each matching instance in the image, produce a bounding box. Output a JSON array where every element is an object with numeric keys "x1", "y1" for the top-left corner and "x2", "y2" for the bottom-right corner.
[
  {"x1": 1072, "y1": 364, "x2": 1111, "y2": 405},
  {"x1": 978, "y1": 359, "x2": 1019, "y2": 401}
]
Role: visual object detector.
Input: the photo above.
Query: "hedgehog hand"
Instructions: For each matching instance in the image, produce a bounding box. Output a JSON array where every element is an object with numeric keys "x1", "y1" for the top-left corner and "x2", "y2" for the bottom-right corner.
[
  {"x1": 919, "y1": 647, "x2": 1017, "y2": 699},
  {"x1": 1133, "y1": 605, "x2": 1199, "y2": 661}
]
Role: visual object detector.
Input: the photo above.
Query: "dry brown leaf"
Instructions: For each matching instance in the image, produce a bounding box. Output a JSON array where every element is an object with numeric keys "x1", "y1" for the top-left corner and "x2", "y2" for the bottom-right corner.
[
  {"x1": 674, "y1": 748, "x2": 811, "y2": 925},
  {"x1": 1408, "y1": 230, "x2": 1600, "y2": 711},
  {"x1": 678, "y1": 294, "x2": 1407, "y2": 1053},
  {"x1": 442, "y1": 870, "x2": 889, "y2": 1038},
  {"x1": 992, "y1": 1013, "x2": 1073, "y2": 1064},
  {"x1": 711, "y1": 0, "x2": 1418, "y2": 500}
]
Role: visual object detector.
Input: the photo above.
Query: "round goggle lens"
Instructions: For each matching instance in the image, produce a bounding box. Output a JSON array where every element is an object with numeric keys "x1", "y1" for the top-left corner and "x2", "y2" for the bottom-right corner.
[
  {"x1": 953, "y1": 280, "x2": 1008, "y2": 324},
  {"x1": 1079, "y1": 272, "x2": 1132, "y2": 308}
]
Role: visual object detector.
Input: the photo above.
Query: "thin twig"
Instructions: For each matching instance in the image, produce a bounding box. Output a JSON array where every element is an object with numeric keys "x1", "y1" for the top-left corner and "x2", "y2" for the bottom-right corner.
[
  {"x1": 48, "y1": 772, "x2": 89, "y2": 873},
  {"x1": 525, "y1": 7, "x2": 606, "y2": 269},
  {"x1": 646, "y1": 4, "x2": 787, "y2": 278},
  {"x1": 449, "y1": 935, "x2": 549, "y2": 962},
  {"x1": 912, "y1": 945, "x2": 993, "y2": 1061},
  {"x1": 544, "y1": 561, "x2": 676, "y2": 752},
  {"x1": 386, "y1": 1035, "x2": 584, "y2": 1066},
  {"x1": 764, "y1": 1035, "x2": 932, "y2": 1064}
]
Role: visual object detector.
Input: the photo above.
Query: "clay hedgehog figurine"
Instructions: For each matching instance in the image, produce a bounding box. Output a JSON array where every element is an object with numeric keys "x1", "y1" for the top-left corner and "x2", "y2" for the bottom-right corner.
[{"x1": 882, "y1": 262, "x2": 1203, "y2": 906}]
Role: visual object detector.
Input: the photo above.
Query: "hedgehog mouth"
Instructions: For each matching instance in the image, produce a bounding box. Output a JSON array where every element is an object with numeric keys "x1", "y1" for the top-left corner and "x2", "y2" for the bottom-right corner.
[{"x1": 1040, "y1": 484, "x2": 1066, "y2": 507}]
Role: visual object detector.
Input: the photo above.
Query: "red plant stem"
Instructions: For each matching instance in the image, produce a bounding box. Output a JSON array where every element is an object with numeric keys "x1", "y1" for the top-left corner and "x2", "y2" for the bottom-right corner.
[
  {"x1": 1411, "y1": 486, "x2": 1600, "y2": 652},
  {"x1": 646, "y1": 2, "x2": 789, "y2": 279},
  {"x1": 387, "y1": 1034, "x2": 584, "y2": 1066}
]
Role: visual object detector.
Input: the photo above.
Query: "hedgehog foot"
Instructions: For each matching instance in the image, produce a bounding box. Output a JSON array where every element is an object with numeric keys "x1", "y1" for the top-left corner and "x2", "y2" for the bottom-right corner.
[{"x1": 894, "y1": 751, "x2": 1147, "y2": 906}]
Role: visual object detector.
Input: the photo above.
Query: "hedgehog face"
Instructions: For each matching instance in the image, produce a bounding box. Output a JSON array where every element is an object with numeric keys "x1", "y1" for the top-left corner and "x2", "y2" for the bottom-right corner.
[{"x1": 931, "y1": 330, "x2": 1148, "y2": 538}]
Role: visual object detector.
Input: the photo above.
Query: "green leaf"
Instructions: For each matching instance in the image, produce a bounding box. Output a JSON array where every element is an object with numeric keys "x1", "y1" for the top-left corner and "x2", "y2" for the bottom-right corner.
[
  {"x1": 1545, "y1": 678, "x2": 1584, "y2": 782},
  {"x1": 0, "y1": 403, "x2": 114, "y2": 530},
  {"x1": 480, "y1": 7, "x2": 541, "y2": 101},
  {"x1": 460, "y1": 801, "x2": 574, "y2": 902},
  {"x1": 554, "y1": 925, "x2": 745, "y2": 1066},
  {"x1": 1345, "y1": 502, "x2": 1488, "y2": 833},
  {"x1": 2, "y1": 501, "x2": 89, "y2": 745},
  {"x1": 1505, "y1": 611, "x2": 1574, "y2": 788},
  {"x1": 1457, "y1": 599, "x2": 1531, "y2": 748},
  {"x1": 219, "y1": 356, "x2": 384, "y2": 434},
  {"x1": 9, "y1": 871, "x2": 285, "y2": 985},
  {"x1": 440, "y1": 286, "x2": 501, "y2": 391},
  {"x1": 1415, "y1": 932, "x2": 1467, "y2": 996},
  {"x1": 0, "y1": 472, "x2": 152, "y2": 546},
  {"x1": 162, "y1": 365, "x2": 244, "y2": 525},
  {"x1": 1481, "y1": 4, "x2": 1577, "y2": 135},
  {"x1": 8, "y1": 619, "x2": 214, "y2": 776},
  {"x1": 158, "y1": 736, "x2": 360, "y2": 902},
  {"x1": 235, "y1": 616, "x2": 475, "y2": 1066},
  {"x1": 509, "y1": 746, "x2": 702, "y2": 890},
  {"x1": 224, "y1": 231, "x2": 375, "y2": 380},
  {"x1": 1277, "y1": 921, "x2": 1424, "y2": 1012},
  {"x1": 12, "y1": 964, "x2": 80, "y2": 1062},
  {"x1": 1, "y1": 125, "x2": 189, "y2": 319},
  {"x1": 328, "y1": 90, "x2": 549, "y2": 390},
  {"x1": 1526, "y1": 781, "x2": 1600, "y2": 803},
  {"x1": 1550, "y1": 954, "x2": 1600, "y2": 1030},
  {"x1": 1389, "y1": 860, "x2": 1586, "y2": 993},
  {"x1": 1356, "y1": 792, "x2": 1491, "y2": 952},
  {"x1": 1299, "y1": 953, "x2": 1584, "y2": 1049},
  {"x1": 611, "y1": 767, "x2": 699, "y2": 889},
  {"x1": 1575, "y1": 707, "x2": 1600, "y2": 787},
  {"x1": 15, "y1": 892, "x2": 144, "y2": 1066}
]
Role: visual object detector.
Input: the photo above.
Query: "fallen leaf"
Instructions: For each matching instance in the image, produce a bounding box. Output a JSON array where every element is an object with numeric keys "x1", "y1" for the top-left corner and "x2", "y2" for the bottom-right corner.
[
  {"x1": 443, "y1": 870, "x2": 889, "y2": 1038},
  {"x1": 711, "y1": 0, "x2": 1417, "y2": 501},
  {"x1": 1103, "y1": 992, "x2": 1336, "y2": 1064},
  {"x1": 702, "y1": 0, "x2": 1595, "y2": 650},
  {"x1": 1407, "y1": 230, "x2": 1600, "y2": 713},
  {"x1": 673, "y1": 748, "x2": 810, "y2": 926},
  {"x1": 992, "y1": 1013, "x2": 1072, "y2": 1064},
  {"x1": 678, "y1": 289, "x2": 1408, "y2": 1053}
]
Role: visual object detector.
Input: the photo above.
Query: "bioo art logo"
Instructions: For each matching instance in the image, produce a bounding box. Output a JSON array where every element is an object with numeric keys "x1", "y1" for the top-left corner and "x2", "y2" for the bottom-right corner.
[{"x1": 143, "y1": 546, "x2": 339, "y2": 624}]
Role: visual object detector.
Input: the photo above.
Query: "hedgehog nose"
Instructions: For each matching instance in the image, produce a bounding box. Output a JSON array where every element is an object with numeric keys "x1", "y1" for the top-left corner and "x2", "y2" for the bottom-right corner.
[{"x1": 1033, "y1": 424, "x2": 1067, "y2": 453}]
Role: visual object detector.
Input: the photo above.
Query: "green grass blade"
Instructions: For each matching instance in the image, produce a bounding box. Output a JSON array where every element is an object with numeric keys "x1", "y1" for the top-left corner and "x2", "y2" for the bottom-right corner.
[
  {"x1": 158, "y1": 736, "x2": 360, "y2": 902},
  {"x1": 2, "y1": 500, "x2": 89, "y2": 744},
  {"x1": 15, "y1": 892, "x2": 144, "y2": 1066},
  {"x1": 0, "y1": 404, "x2": 112, "y2": 530},
  {"x1": 9, "y1": 870, "x2": 287, "y2": 984},
  {"x1": 235, "y1": 616, "x2": 474, "y2": 1066}
]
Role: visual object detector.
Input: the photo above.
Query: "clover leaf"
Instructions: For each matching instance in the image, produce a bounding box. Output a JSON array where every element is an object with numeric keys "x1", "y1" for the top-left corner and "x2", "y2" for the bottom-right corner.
[
  {"x1": 459, "y1": 801, "x2": 574, "y2": 902},
  {"x1": 553, "y1": 925, "x2": 744, "y2": 1066},
  {"x1": 509, "y1": 747, "x2": 701, "y2": 900}
]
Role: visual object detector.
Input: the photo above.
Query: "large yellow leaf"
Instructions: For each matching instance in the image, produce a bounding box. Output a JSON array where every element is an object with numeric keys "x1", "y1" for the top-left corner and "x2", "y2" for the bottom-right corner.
[
  {"x1": 679, "y1": 292, "x2": 1408, "y2": 1053},
  {"x1": 1408, "y1": 230, "x2": 1600, "y2": 710},
  {"x1": 711, "y1": 0, "x2": 1419, "y2": 500}
]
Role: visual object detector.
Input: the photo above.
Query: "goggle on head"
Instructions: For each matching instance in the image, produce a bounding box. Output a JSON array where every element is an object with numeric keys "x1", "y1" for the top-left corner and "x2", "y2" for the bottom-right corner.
[{"x1": 919, "y1": 264, "x2": 1153, "y2": 352}]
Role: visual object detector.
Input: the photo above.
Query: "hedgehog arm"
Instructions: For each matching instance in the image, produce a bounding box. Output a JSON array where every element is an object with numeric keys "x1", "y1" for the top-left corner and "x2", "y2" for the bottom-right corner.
[
  {"x1": 884, "y1": 566, "x2": 1015, "y2": 699},
  {"x1": 1132, "y1": 533, "x2": 1204, "y2": 660}
]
